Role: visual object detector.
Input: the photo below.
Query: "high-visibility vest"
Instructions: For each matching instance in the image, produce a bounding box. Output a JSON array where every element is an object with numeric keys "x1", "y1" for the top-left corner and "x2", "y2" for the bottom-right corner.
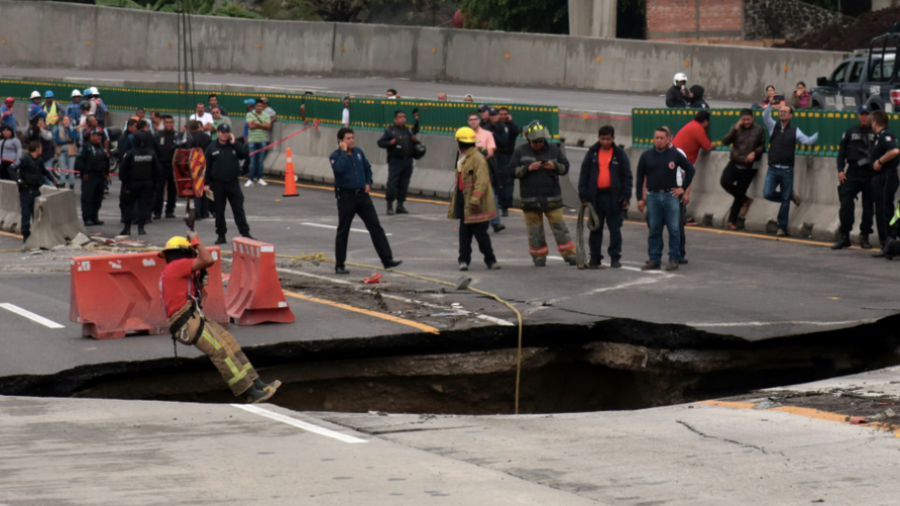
[{"x1": 43, "y1": 101, "x2": 59, "y2": 125}]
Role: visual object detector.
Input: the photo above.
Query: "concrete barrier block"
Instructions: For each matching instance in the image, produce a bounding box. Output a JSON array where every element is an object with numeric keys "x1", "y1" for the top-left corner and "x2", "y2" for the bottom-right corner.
[
  {"x1": 24, "y1": 188, "x2": 87, "y2": 250},
  {"x1": 412, "y1": 27, "x2": 446, "y2": 81},
  {"x1": 446, "y1": 31, "x2": 567, "y2": 88},
  {"x1": 0, "y1": 181, "x2": 22, "y2": 235},
  {"x1": 333, "y1": 24, "x2": 416, "y2": 76},
  {"x1": 259, "y1": 21, "x2": 335, "y2": 74},
  {"x1": 145, "y1": 10, "x2": 181, "y2": 71},
  {"x1": 39, "y1": 2, "x2": 97, "y2": 69},
  {"x1": 0, "y1": 1, "x2": 44, "y2": 67},
  {"x1": 690, "y1": 45, "x2": 847, "y2": 104},
  {"x1": 564, "y1": 38, "x2": 691, "y2": 96},
  {"x1": 192, "y1": 16, "x2": 264, "y2": 74},
  {"x1": 92, "y1": 8, "x2": 151, "y2": 70}
]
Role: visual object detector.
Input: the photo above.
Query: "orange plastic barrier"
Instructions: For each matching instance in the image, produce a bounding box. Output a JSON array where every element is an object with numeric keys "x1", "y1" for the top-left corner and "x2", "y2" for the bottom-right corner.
[
  {"x1": 225, "y1": 237, "x2": 295, "y2": 326},
  {"x1": 70, "y1": 247, "x2": 228, "y2": 339}
]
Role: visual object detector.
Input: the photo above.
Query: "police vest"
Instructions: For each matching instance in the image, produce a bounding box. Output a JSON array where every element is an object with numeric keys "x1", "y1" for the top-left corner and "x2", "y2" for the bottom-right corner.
[{"x1": 131, "y1": 153, "x2": 155, "y2": 180}]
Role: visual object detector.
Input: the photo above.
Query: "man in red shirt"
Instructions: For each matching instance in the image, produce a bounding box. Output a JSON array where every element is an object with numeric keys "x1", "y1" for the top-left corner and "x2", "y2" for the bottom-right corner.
[
  {"x1": 671, "y1": 111, "x2": 714, "y2": 264},
  {"x1": 577, "y1": 126, "x2": 633, "y2": 268},
  {"x1": 160, "y1": 232, "x2": 280, "y2": 404}
]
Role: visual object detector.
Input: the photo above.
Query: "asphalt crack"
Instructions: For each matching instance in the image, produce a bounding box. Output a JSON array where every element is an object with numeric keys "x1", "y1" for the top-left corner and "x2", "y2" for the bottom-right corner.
[{"x1": 676, "y1": 420, "x2": 773, "y2": 455}]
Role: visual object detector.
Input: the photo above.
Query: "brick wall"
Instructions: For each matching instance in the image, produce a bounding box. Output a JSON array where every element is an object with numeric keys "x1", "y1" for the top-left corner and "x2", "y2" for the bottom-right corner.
[{"x1": 647, "y1": 0, "x2": 743, "y2": 40}]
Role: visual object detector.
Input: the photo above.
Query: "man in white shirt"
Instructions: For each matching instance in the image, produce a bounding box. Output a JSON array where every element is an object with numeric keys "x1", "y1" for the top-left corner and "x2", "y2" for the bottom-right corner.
[
  {"x1": 341, "y1": 96, "x2": 350, "y2": 128},
  {"x1": 189, "y1": 103, "x2": 214, "y2": 135}
]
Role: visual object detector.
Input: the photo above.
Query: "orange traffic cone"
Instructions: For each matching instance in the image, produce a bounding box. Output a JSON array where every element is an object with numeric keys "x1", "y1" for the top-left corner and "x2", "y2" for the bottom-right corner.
[{"x1": 283, "y1": 147, "x2": 299, "y2": 197}]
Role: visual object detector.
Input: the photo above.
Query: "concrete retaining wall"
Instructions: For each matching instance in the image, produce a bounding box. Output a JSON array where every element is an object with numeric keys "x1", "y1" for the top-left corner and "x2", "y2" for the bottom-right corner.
[
  {"x1": 625, "y1": 149, "x2": 853, "y2": 244},
  {"x1": 0, "y1": 1, "x2": 849, "y2": 102}
]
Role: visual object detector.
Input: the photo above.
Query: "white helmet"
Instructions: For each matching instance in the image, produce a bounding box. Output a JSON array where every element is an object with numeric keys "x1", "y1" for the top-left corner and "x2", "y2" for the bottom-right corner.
[
  {"x1": 71, "y1": 89, "x2": 82, "y2": 98},
  {"x1": 29, "y1": 90, "x2": 41, "y2": 99},
  {"x1": 90, "y1": 86, "x2": 100, "y2": 96},
  {"x1": 673, "y1": 73, "x2": 688, "y2": 86}
]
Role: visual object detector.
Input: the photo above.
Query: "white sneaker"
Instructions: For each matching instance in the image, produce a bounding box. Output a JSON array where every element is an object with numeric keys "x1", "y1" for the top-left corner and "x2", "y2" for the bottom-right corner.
[
  {"x1": 244, "y1": 180, "x2": 254, "y2": 188},
  {"x1": 257, "y1": 179, "x2": 268, "y2": 187}
]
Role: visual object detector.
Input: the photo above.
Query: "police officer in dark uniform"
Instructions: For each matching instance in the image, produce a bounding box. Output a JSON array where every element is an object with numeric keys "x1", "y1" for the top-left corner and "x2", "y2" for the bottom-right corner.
[
  {"x1": 329, "y1": 127, "x2": 402, "y2": 275},
  {"x1": 493, "y1": 107, "x2": 520, "y2": 217},
  {"x1": 14, "y1": 141, "x2": 57, "y2": 243},
  {"x1": 75, "y1": 129, "x2": 110, "y2": 226},
  {"x1": 833, "y1": 104, "x2": 876, "y2": 250},
  {"x1": 153, "y1": 115, "x2": 178, "y2": 219},
  {"x1": 205, "y1": 123, "x2": 253, "y2": 245},
  {"x1": 870, "y1": 110, "x2": 900, "y2": 259},
  {"x1": 377, "y1": 110, "x2": 419, "y2": 215},
  {"x1": 119, "y1": 131, "x2": 161, "y2": 236}
]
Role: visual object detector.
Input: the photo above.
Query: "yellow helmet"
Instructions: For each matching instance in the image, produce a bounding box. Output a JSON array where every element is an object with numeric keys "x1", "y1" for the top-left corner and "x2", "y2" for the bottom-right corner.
[
  {"x1": 159, "y1": 236, "x2": 191, "y2": 258},
  {"x1": 454, "y1": 126, "x2": 477, "y2": 143}
]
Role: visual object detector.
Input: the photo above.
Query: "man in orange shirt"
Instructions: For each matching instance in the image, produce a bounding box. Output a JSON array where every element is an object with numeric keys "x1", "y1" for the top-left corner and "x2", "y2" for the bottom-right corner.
[
  {"x1": 672, "y1": 111, "x2": 714, "y2": 264},
  {"x1": 578, "y1": 126, "x2": 633, "y2": 269}
]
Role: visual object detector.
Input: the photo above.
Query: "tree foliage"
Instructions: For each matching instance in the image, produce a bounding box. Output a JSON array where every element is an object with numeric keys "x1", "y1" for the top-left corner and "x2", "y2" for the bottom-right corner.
[
  {"x1": 460, "y1": 0, "x2": 569, "y2": 34},
  {"x1": 93, "y1": 0, "x2": 263, "y2": 19}
]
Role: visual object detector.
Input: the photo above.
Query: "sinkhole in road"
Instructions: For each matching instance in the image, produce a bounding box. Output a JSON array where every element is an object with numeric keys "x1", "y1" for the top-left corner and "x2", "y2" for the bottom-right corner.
[{"x1": 66, "y1": 332, "x2": 900, "y2": 415}]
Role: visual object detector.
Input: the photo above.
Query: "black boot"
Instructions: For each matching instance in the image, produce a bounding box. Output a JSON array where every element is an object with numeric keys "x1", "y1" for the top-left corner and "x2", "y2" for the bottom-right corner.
[
  {"x1": 215, "y1": 234, "x2": 227, "y2": 245},
  {"x1": 831, "y1": 233, "x2": 851, "y2": 250},
  {"x1": 859, "y1": 234, "x2": 873, "y2": 249},
  {"x1": 119, "y1": 224, "x2": 131, "y2": 236},
  {"x1": 395, "y1": 202, "x2": 409, "y2": 214},
  {"x1": 244, "y1": 379, "x2": 282, "y2": 404},
  {"x1": 137, "y1": 225, "x2": 147, "y2": 236},
  {"x1": 386, "y1": 201, "x2": 395, "y2": 216}
]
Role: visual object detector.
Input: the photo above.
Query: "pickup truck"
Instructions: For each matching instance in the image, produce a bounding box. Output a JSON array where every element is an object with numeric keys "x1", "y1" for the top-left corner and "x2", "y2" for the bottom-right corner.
[{"x1": 811, "y1": 28, "x2": 900, "y2": 113}]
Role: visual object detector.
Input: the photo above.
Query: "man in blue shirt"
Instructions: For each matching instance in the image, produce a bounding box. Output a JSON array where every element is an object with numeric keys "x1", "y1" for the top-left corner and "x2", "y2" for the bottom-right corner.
[
  {"x1": 635, "y1": 128, "x2": 696, "y2": 271},
  {"x1": 329, "y1": 127, "x2": 403, "y2": 275},
  {"x1": 762, "y1": 102, "x2": 819, "y2": 237},
  {"x1": 66, "y1": 89, "x2": 84, "y2": 126}
]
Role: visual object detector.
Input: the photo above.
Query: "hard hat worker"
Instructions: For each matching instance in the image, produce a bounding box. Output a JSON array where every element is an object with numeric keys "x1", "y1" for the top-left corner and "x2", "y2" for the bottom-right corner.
[
  {"x1": 159, "y1": 232, "x2": 281, "y2": 403},
  {"x1": 450, "y1": 127, "x2": 500, "y2": 271},
  {"x1": 509, "y1": 121, "x2": 577, "y2": 267}
]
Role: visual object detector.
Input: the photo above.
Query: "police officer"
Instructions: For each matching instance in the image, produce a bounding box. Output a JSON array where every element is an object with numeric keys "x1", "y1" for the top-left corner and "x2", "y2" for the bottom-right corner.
[
  {"x1": 377, "y1": 110, "x2": 419, "y2": 215},
  {"x1": 118, "y1": 131, "x2": 161, "y2": 236},
  {"x1": 870, "y1": 110, "x2": 900, "y2": 259},
  {"x1": 833, "y1": 104, "x2": 876, "y2": 250},
  {"x1": 205, "y1": 123, "x2": 253, "y2": 245},
  {"x1": 153, "y1": 115, "x2": 178, "y2": 219},
  {"x1": 14, "y1": 141, "x2": 57, "y2": 244},
  {"x1": 75, "y1": 129, "x2": 110, "y2": 226},
  {"x1": 329, "y1": 127, "x2": 403, "y2": 275}
]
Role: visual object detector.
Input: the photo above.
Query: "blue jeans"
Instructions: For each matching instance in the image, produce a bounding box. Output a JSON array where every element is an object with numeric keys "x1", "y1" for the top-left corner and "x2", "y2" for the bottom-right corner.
[
  {"x1": 646, "y1": 191, "x2": 681, "y2": 264},
  {"x1": 248, "y1": 142, "x2": 266, "y2": 181},
  {"x1": 489, "y1": 188, "x2": 502, "y2": 226},
  {"x1": 763, "y1": 165, "x2": 794, "y2": 231},
  {"x1": 58, "y1": 151, "x2": 76, "y2": 187}
]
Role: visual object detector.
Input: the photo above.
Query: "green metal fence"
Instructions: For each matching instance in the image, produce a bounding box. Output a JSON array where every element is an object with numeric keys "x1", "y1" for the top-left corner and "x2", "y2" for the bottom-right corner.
[
  {"x1": 632, "y1": 107, "x2": 900, "y2": 158},
  {"x1": 0, "y1": 78, "x2": 559, "y2": 139}
]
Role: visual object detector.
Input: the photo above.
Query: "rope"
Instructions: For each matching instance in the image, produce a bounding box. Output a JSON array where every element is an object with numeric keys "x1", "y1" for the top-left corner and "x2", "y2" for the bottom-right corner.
[
  {"x1": 575, "y1": 202, "x2": 601, "y2": 270},
  {"x1": 220, "y1": 250, "x2": 527, "y2": 415}
]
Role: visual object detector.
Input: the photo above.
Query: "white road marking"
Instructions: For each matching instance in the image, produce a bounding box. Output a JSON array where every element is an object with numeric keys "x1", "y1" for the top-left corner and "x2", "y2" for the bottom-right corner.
[
  {"x1": 301, "y1": 222, "x2": 392, "y2": 236},
  {"x1": 687, "y1": 320, "x2": 875, "y2": 328},
  {"x1": 232, "y1": 404, "x2": 368, "y2": 444},
  {"x1": 0, "y1": 303, "x2": 65, "y2": 329}
]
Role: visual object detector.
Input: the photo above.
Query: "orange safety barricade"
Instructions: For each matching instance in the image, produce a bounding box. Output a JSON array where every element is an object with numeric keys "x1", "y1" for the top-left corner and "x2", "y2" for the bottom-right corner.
[
  {"x1": 225, "y1": 237, "x2": 295, "y2": 326},
  {"x1": 70, "y1": 247, "x2": 228, "y2": 339}
]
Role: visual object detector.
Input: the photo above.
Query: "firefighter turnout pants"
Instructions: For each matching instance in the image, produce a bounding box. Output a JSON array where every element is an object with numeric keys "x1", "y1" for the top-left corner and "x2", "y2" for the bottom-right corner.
[
  {"x1": 168, "y1": 304, "x2": 259, "y2": 396},
  {"x1": 524, "y1": 208, "x2": 576, "y2": 260}
]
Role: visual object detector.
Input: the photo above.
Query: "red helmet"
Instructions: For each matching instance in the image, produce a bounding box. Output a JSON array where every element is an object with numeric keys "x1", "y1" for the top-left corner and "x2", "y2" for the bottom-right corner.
[{"x1": 3, "y1": 97, "x2": 13, "y2": 104}]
